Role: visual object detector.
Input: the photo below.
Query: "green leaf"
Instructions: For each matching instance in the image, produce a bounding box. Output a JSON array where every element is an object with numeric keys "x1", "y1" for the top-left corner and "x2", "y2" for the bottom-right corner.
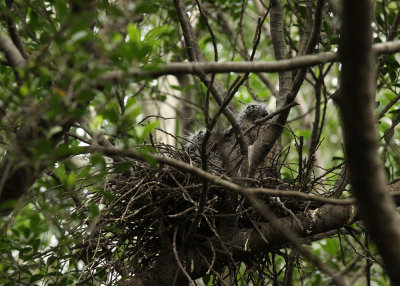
[
  {"x1": 144, "y1": 25, "x2": 169, "y2": 42},
  {"x1": 296, "y1": 129, "x2": 311, "y2": 138},
  {"x1": 31, "y1": 238, "x2": 41, "y2": 251},
  {"x1": 30, "y1": 274, "x2": 44, "y2": 283},
  {"x1": 332, "y1": 156, "x2": 344, "y2": 161},
  {"x1": 140, "y1": 150, "x2": 157, "y2": 168},
  {"x1": 55, "y1": 145, "x2": 88, "y2": 160},
  {"x1": 156, "y1": 94, "x2": 167, "y2": 101},
  {"x1": 321, "y1": 238, "x2": 339, "y2": 256},
  {"x1": 90, "y1": 153, "x2": 106, "y2": 170},
  {"x1": 89, "y1": 203, "x2": 100, "y2": 218},
  {"x1": 100, "y1": 102, "x2": 120, "y2": 123},
  {"x1": 124, "y1": 103, "x2": 142, "y2": 122},
  {"x1": 203, "y1": 274, "x2": 214, "y2": 285},
  {"x1": 101, "y1": 190, "x2": 116, "y2": 202},
  {"x1": 127, "y1": 23, "x2": 140, "y2": 43},
  {"x1": 135, "y1": 2, "x2": 160, "y2": 14},
  {"x1": 0, "y1": 199, "x2": 18, "y2": 211},
  {"x1": 297, "y1": 5, "x2": 307, "y2": 18},
  {"x1": 65, "y1": 172, "x2": 77, "y2": 188},
  {"x1": 114, "y1": 161, "x2": 134, "y2": 173},
  {"x1": 135, "y1": 120, "x2": 159, "y2": 139},
  {"x1": 29, "y1": 214, "x2": 41, "y2": 230},
  {"x1": 59, "y1": 276, "x2": 72, "y2": 286},
  {"x1": 19, "y1": 85, "x2": 29, "y2": 96},
  {"x1": 33, "y1": 139, "x2": 53, "y2": 157}
]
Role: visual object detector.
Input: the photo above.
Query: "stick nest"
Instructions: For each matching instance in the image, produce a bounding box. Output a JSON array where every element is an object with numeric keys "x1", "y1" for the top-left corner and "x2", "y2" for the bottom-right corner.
[{"x1": 83, "y1": 143, "x2": 298, "y2": 278}]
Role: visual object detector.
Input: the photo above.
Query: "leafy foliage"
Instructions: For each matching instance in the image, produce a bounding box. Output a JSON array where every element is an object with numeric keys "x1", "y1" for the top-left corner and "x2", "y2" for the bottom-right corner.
[{"x1": 0, "y1": 0, "x2": 400, "y2": 285}]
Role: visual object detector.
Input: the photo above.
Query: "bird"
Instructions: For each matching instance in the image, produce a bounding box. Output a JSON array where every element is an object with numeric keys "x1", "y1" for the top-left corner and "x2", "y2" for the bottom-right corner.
[
  {"x1": 184, "y1": 102, "x2": 275, "y2": 173},
  {"x1": 238, "y1": 102, "x2": 269, "y2": 144}
]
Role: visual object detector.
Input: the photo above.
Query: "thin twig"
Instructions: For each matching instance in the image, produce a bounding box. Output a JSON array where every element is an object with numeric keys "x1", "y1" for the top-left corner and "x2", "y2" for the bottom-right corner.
[{"x1": 173, "y1": 227, "x2": 196, "y2": 286}]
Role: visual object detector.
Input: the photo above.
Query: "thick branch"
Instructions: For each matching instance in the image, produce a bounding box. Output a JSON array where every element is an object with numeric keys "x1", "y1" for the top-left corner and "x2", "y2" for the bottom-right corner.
[
  {"x1": 86, "y1": 145, "x2": 400, "y2": 206},
  {"x1": 248, "y1": 0, "x2": 325, "y2": 176},
  {"x1": 5, "y1": 0, "x2": 29, "y2": 59},
  {"x1": 0, "y1": 29, "x2": 26, "y2": 68},
  {"x1": 101, "y1": 40, "x2": 400, "y2": 79},
  {"x1": 229, "y1": 203, "x2": 357, "y2": 256},
  {"x1": 263, "y1": 0, "x2": 291, "y2": 109},
  {"x1": 339, "y1": 1, "x2": 400, "y2": 284},
  {"x1": 172, "y1": 0, "x2": 249, "y2": 160},
  {"x1": 132, "y1": 199, "x2": 357, "y2": 285}
]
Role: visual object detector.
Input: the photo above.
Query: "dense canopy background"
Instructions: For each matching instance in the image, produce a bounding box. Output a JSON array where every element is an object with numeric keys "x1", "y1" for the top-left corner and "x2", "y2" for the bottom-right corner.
[{"x1": 1, "y1": 0, "x2": 400, "y2": 285}]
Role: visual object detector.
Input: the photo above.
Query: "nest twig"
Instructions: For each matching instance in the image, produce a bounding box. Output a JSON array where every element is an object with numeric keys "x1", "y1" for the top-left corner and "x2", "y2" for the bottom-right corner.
[{"x1": 72, "y1": 142, "x2": 337, "y2": 284}]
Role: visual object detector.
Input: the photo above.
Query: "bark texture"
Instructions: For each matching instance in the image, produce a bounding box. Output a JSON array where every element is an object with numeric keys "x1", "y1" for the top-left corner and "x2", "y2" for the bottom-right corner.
[{"x1": 339, "y1": 1, "x2": 400, "y2": 284}]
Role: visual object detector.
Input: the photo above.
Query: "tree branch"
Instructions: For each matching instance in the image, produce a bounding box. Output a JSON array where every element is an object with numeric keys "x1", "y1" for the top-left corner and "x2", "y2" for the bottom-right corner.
[
  {"x1": 100, "y1": 39, "x2": 400, "y2": 80},
  {"x1": 248, "y1": 0, "x2": 325, "y2": 176},
  {"x1": 339, "y1": 1, "x2": 400, "y2": 284},
  {"x1": 5, "y1": 0, "x2": 29, "y2": 59},
  {"x1": 0, "y1": 28, "x2": 26, "y2": 68},
  {"x1": 172, "y1": 0, "x2": 249, "y2": 162},
  {"x1": 86, "y1": 145, "x2": 400, "y2": 206}
]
